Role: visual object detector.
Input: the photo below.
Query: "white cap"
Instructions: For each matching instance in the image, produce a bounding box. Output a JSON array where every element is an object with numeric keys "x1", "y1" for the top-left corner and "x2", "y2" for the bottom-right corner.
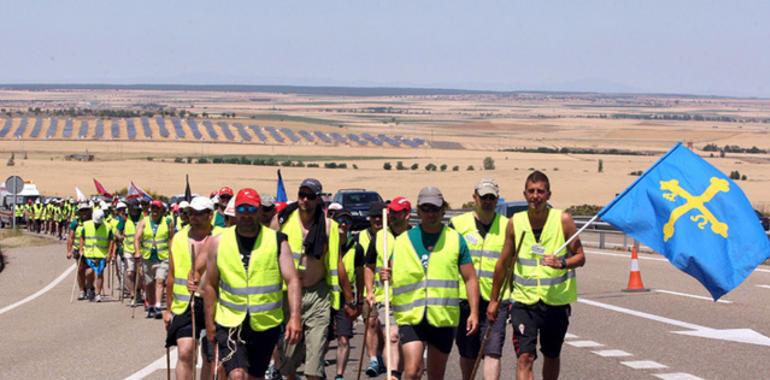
[
  {"x1": 178, "y1": 200, "x2": 190, "y2": 209},
  {"x1": 190, "y1": 196, "x2": 214, "y2": 211},
  {"x1": 475, "y1": 178, "x2": 500, "y2": 197},
  {"x1": 224, "y1": 197, "x2": 235, "y2": 217},
  {"x1": 115, "y1": 201, "x2": 127, "y2": 209},
  {"x1": 78, "y1": 202, "x2": 92, "y2": 211},
  {"x1": 93, "y1": 209, "x2": 105, "y2": 224},
  {"x1": 328, "y1": 202, "x2": 343, "y2": 211}
]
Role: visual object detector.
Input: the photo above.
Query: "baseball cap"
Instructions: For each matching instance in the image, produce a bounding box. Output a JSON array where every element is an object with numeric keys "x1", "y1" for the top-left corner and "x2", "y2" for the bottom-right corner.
[
  {"x1": 417, "y1": 187, "x2": 444, "y2": 207},
  {"x1": 368, "y1": 201, "x2": 387, "y2": 217},
  {"x1": 261, "y1": 194, "x2": 276, "y2": 208},
  {"x1": 78, "y1": 202, "x2": 92, "y2": 211},
  {"x1": 178, "y1": 200, "x2": 190, "y2": 209},
  {"x1": 475, "y1": 178, "x2": 500, "y2": 197},
  {"x1": 299, "y1": 178, "x2": 322, "y2": 195},
  {"x1": 328, "y1": 202, "x2": 343, "y2": 211},
  {"x1": 218, "y1": 186, "x2": 234, "y2": 197},
  {"x1": 388, "y1": 196, "x2": 412, "y2": 212},
  {"x1": 150, "y1": 200, "x2": 164, "y2": 209},
  {"x1": 235, "y1": 188, "x2": 261, "y2": 208},
  {"x1": 93, "y1": 209, "x2": 105, "y2": 224},
  {"x1": 190, "y1": 196, "x2": 214, "y2": 211},
  {"x1": 115, "y1": 201, "x2": 127, "y2": 210}
]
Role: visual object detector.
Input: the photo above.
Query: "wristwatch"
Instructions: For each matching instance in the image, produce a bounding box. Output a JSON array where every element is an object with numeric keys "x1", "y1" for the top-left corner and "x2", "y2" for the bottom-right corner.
[{"x1": 559, "y1": 257, "x2": 567, "y2": 269}]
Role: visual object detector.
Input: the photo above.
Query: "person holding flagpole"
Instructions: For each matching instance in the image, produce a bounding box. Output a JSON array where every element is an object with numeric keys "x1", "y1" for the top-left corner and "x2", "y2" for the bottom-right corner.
[{"x1": 488, "y1": 170, "x2": 585, "y2": 380}]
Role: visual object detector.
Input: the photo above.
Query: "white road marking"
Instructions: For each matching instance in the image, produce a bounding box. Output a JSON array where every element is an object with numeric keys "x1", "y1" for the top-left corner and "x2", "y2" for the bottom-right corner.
[
  {"x1": 654, "y1": 373, "x2": 706, "y2": 380},
  {"x1": 0, "y1": 264, "x2": 76, "y2": 316},
  {"x1": 124, "y1": 349, "x2": 177, "y2": 380},
  {"x1": 591, "y1": 349, "x2": 632, "y2": 357},
  {"x1": 655, "y1": 289, "x2": 732, "y2": 304},
  {"x1": 621, "y1": 360, "x2": 668, "y2": 369},
  {"x1": 564, "y1": 333, "x2": 579, "y2": 339},
  {"x1": 578, "y1": 297, "x2": 770, "y2": 347},
  {"x1": 565, "y1": 340, "x2": 604, "y2": 348},
  {"x1": 756, "y1": 285, "x2": 770, "y2": 289},
  {"x1": 585, "y1": 249, "x2": 668, "y2": 262}
]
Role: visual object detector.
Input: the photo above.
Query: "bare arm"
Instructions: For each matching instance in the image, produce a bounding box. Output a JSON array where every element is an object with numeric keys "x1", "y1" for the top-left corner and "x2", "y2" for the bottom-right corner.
[
  {"x1": 562, "y1": 212, "x2": 585, "y2": 268},
  {"x1": 459, "y1": 262, "x2": 479, "y2": 335},
  {"x1": 364, "y1": 264, "x2": 376, "y2": 305},
  {"x1": 202, "y1": 235, "x2": 220, "y2": 342},
  {"x1": 337, "y1": 255, "x2": 355, "y2": 305},
  {"x1": 278, "y1": 239, "x2": 302, "y2": 344},
  {"x1": 489, "y1": 220, "x2": 515, "y2": 303}
]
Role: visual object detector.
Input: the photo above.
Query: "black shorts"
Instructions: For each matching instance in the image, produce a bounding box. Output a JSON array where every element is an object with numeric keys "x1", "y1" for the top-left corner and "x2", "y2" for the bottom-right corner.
[
  {"x1": 455, "y1": 300, "x2": 510, "y2": 359},
  {"x1": 165, "y1": 299, "x2": 215, "y2": 361},
  {"x1": 510, "y1": 301, "x2": 571, "y2": 359},
  {"x1": 330, "y1": 308, "x2": 354, "y2": 339},
  {"x1": 216, "y1": 321, "x2": 281, "y2": 377},
  {"x1": 399, "y1": 318, "x2": 454, "y2": 354}
]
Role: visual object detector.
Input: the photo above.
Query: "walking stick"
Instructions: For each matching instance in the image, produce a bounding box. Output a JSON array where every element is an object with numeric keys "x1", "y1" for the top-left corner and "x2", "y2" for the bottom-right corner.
[
  {"x1": 69, "y1": 253, "x2": 84, "y2": 304},
  {"x1": 191, "y1": 244, "x2": 198, "y2": 380},
  {"x1": 469, "y1": 231, "x2": 526, "y2": 380},
  {"x1": 132, "y1": 258, "x2": 142, "y2": 319},
  {"x1": 166, "y1": 346, "x2": 171, "y2": 380},
  {"x1": 381, "y1": 208, "x2": 394, "y2": 380},
  {"x1": 107, "y1": 257, "x2": 112, "y2": 297},
  {"x1": 119, "y1": 258, "x2": 125, "y2": 303},
  {"x1": 356, "y1": 304, "x2": 374, "y2": 380},
  {"x1": 212, "y1": 345, "x2": 220, "y2": 380}
]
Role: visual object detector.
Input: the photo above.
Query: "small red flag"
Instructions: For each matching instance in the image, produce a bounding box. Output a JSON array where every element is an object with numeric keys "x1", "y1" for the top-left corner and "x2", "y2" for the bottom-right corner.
[{"x1": 93, "y1": 178, "x2": 112, "y2": 198}]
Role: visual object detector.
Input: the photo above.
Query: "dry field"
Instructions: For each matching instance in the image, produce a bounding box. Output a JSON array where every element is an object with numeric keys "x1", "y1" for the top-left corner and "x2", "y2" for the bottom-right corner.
[{"x1": 1, "y1": 88, "x2": 769, "y2": 210}]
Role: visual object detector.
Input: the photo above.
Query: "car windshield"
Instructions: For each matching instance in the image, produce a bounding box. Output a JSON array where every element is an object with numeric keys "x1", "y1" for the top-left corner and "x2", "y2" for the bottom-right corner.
[{"x1": 343, "y1": 193, "x2": 381, "y2": 205}]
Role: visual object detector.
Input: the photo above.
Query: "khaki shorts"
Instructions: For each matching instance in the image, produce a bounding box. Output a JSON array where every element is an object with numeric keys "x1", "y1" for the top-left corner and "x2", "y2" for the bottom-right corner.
[
  {"x1": 142, "y1": 259, "x2": 169, "y2": 284},
  {"x1": 363, "y1": 301, "x2": 397, "y2": 327},
  {"x1": 123, "y1": 255, "x2": 138, "y2": 272},
  {"x1": 279, "y1": 281, "x2": 331, "y2": 378}
]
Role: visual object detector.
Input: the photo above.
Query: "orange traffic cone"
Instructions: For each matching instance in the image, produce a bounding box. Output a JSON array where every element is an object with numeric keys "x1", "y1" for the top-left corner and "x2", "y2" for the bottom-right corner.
[{"x1": 623, "y1": 242, "x2": 649, "y2": 292}]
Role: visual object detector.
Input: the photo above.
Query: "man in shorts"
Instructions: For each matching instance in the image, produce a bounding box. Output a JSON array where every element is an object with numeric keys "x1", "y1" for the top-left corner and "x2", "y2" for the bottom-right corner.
[
  {"x1": 487, "y1": 170, "x2": 586, "y2": 380},
  {"x1": 135, "y1": 199, "x2": 175, "y2": 318}
]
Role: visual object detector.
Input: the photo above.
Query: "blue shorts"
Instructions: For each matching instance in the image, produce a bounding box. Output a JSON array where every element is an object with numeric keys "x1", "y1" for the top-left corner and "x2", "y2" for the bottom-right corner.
[{"x1": 85, "y1": 258, "x2": 106, "y2": 276}]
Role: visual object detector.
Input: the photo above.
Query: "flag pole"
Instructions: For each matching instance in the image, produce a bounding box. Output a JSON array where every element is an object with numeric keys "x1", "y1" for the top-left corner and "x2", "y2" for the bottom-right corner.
[{"x1": 549, "y1": 214, "x2": 600, "y2": 255}]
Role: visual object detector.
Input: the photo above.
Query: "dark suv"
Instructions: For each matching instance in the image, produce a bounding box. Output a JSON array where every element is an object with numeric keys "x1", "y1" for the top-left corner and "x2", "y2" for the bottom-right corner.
[{"x1": 332, "y1": 189, "x2": 383, "y2": 230}]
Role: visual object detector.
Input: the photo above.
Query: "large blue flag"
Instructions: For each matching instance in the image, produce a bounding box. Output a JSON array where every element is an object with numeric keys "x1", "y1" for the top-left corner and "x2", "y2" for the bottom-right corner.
[
  {"x1": 598, "y1": 143, "x2": 770, "y2": 300},
  {"x1": 276, "y1": 169, "x2": 288, "y2": 203}
]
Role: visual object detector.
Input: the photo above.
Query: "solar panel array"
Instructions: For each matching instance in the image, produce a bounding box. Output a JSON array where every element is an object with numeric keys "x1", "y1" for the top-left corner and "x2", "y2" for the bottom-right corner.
[
  {"x1": 62, "y1": 119, "x2": 73, "y2": 138},
  {"x1": 249, "y1": 125, "x2": 268, "y2": 142},
  {"x1": 13, "y1": 117, "x2": 28, "y2": 138},
  {"x1": 0, "y1": 119, "x2": 11, "y2": 138},
  {"x1": 330, "y1": 132, "x2": 347, "y2": 143},
  {"x1": 361, "y1": 133, "x2": 383, "y2": 146},
  {"x1": 93, "y1": 119, "x2": 104, "y2": 139},
  {"x1": 111, "y1": 119, "x2": 120, "y2": 139},
  {"x1": 141, "y1": 117, "x2": 152, "y2": 139},
  {"x1": 347, "y1": 133, "x2": 368, "y2": 146},
  {"x1": 234, "y1": 123, "x2": 251, "y2": 142},
  {"x1": 78, "y1": 120, "x2": 89, "y2": 139},
  {"x1": 126, "y1": 118, "x2": 137, "y2": 140},
  {"x1": 279, "y1": 127, "x2": 300, "y2": 143},
  {"x1": 298, "y1": 130, "x2": 315, "y2": 142},
  {"x1": 171, "y1": 117, "x2": 185, "y2": 139},
  {"x1": 46, "y1": 118, "x2": 58, "y2": 139},
  {"x1": 156, "y1": 116, "x2": 170, "y2": 138},
  {"x1": 187, "y1": 119, "x2": 203, "y2": 140},
  {"x1": 314, "y1": 131, "x2": 332, "y2": 143},
  {"x1": 202, "y1": 121, "x2": 219, "y2": 140},
  {"x1": 30, "y1": 118, "x2": 43, "y2": 138},
  {"x1": 265, "y1": 127, "x2": 284, "y2": 143},
  {"x1": 218, "y1": 122, "x2": 235, "y2": 141}
]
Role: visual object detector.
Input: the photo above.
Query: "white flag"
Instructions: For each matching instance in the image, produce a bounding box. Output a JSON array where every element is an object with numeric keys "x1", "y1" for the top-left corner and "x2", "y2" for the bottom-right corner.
[{"x1": 75, "y1": 187, "x2": 87, "y2": 202}]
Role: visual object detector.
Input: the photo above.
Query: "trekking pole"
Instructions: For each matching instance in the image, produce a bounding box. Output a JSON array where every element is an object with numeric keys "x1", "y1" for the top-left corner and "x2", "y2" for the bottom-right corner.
[
  {"x1": 191, "y1": 244, "x2": 198, "y2": 380},
  {"x1": 212, "y1": 345, "x2": 220, "y2": 380},
  {"x1": 381, "y1": 208, "x2": 394, "y2": 380},
  {"x1": 469, "y1": 231, "x2": 525, "y2": 379},
  {"x1": 166, "y1": 346, "x2": 171, "y2": 380},
  {"x1": 132, "y1": 258, "x2": 142, "y2": 319},
  {"x1": 69, "y1": 253, "x2": 84, "y2": 304},
  {"x1": 119, "y1": 259, "x2": 125, "y2": 303},
  {"x1": 356, "y1": 304, "x2": 374, "y2": 380},
  {"x1": 107, "y1": 257, "x2": 113, "y2": 297}
]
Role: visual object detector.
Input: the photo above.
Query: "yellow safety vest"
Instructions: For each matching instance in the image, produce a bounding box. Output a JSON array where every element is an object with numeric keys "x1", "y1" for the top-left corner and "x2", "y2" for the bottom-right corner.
[
  {"x1": 511, "y1": 209, "x2": 576, "y2": 306},
  {"x1": 215, "y1": 225, "x2": 284, "y2": 331},
  {"x1": 342, "y1": 241, "x2": 357, "y2": 297},
  {"x1": 83, "y1": 221, "x2": 110, "y2": 259},
  {"x1": 140, "y1": 218, "x2": 170, "y2": 260},
  {"x1": 450, "y1": 212, "x2": 508, "y2": 301},
  {"x1": 123, "y1": 217, "x2": 138, "y2": 255},
  {"x1": 15, "y1": 205, "x2": 23, "y2": 217},
  {"x1": 391, "y1": 226, "x2": 461, "y2": 327},
  {"x1": 361, "y1": 228, "x2": 395, "y2": 303},
  {"x1": 280, "y1": 209, "x2": 341, "y2": 309},
  {"x1": 170, "y1": 226, "x2": 194, "y2": 315},
  {"x1": 73, "y1": 221, "x2": 83, "y2": 251}
]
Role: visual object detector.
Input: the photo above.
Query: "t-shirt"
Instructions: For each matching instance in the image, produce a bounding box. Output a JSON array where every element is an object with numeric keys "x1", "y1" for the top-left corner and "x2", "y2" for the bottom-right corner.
[
  {"x1": 342, "y1": 235, "x2": 365, "y2": 269},
  {"x1": 448, "y1": 215, "x2": 493, "y2": 239},
  {"x1": 69, "y1": 219, "x2": 79, "y2": 231},
  {"x1": 235, "y1": 228, "x2": 288, "y2": 269},
  {"x1": 407, "y1": 225, "x2": 472, "y2": 271},
  {"x1": 213, "y1": 212, "x2": 226, "y2": 228},
  {"x1": 365, "y1": 227, "x2": 412, "y2": 266}
]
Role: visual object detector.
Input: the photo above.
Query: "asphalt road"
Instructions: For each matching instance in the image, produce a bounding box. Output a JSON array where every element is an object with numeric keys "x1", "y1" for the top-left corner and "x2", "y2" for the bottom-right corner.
[{"x1": 1, "y1": 238, "x2": 769, "y2": 380}]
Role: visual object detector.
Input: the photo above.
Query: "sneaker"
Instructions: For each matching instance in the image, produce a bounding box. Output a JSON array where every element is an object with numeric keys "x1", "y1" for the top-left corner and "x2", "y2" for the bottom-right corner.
[
  {"x1": 265, "y1": 364, "x2": 281, "y2": 380},
  {"x1": 154, "y1": 308, "x2": 163, "y2": 319},
  {"x1": 87, "y1": 289, "x2": 95, "y2": 302},
  {"x1": 95, "y1": 294, "x2": 103, "y2": 303},
  {"x1": 77, "y1": 291, "x2": 87, "y2": 301},
  {"x1": 335, "y1": 376, "x2": 344, "y2": 380},
  {"x1": 146, "y1": 307, "x2": 156, "y2": 319},
  {"x1": 365, "y1": 359, "x2": 380, "y2": 377}
]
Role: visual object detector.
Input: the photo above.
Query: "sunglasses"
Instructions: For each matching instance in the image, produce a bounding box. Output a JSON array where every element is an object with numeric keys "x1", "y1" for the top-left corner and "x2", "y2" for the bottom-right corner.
[
  {"x1": 526, "y1": 188, "x2": 547, "y2": 194},
  {"x1": 298, "y1": 191, "x2": 318, "y2": 200},
  {"x1": 219, "y1": 195, "x2": 232, "y2": 199},
  {"x1": 335, "y1": 217, "x2": 353, "y2": 226},
  {"x1": 418, "y1": 205, "x2": 441, "y2": 213},
  {"x1": 260, "y1": 205, "x2": 276, "y2": 212},
  {"x1": 188, "y1": 210, "x2": 211, "y2": 217},
  {"x1": 479, "y1": 194, "x2": 498, "y2": 201},
  {"x1": 236, "y1": 205, "x2": 258, "y2": 214}
]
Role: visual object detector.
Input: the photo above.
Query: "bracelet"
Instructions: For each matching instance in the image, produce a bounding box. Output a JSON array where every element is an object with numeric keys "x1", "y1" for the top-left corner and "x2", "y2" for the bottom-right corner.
[{"x1": 560, "y1": 257, "x2": 567, "y2": 269}]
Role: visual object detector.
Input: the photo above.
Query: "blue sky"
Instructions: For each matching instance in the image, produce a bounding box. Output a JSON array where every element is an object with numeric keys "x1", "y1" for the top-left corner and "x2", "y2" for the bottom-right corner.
[{"x1": 1, "y1": 1, "x2": 768, "y2": 97}]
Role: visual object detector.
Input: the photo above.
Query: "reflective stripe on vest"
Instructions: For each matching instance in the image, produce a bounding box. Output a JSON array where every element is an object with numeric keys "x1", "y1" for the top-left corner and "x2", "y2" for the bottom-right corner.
[
  {"x1": 215, "y1": 225, "x2": 284, "y2": 331},
  {"x1": 83, "y1": 221, "x2": 110, "y2": 259},
  {"x1": 511, "y1": 209, "x2": 577, "y2": 306},
  {"x1": 141, "y1": 218, "x2": 170, "y2": 260},
  {"x1": 123, "y1": 218, "x2": 137, "y2": 255},
  {"x1": 391, "y1": 226, "x2": 461, "y2": 327},
  {"x1": 280, "y1": 210, "x2": 341, "y2": 310},
  {"x1": 170, "y1": 227, "x2": 194, "y2": 315},
  {"x1": 450, "y1": 212, "x2": 508, "y2": 301}
]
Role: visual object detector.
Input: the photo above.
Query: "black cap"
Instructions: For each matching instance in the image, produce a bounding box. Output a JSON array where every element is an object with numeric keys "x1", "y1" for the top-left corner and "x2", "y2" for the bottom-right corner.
[
  {"x1": 299, "y1": 178, "x2": 323, "y2": 195},
  {"x1": 368, "y1": 201, "x2": 387, "y2": 217}
]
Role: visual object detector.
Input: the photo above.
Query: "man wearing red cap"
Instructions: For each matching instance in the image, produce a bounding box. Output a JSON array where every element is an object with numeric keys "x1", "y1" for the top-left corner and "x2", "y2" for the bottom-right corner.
[
  {"x1": 362, "y1": 196, "x2": 412, "y2": 378},
  {"x1": 135, "y1": 199, "x2": 175, "y2": 318},
  {"x1": 212, "y1": 186, "x2": 233, "y2": 228},
  {"x1": 203, "y1": 188, "x2": 302, "y2": 380}
]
